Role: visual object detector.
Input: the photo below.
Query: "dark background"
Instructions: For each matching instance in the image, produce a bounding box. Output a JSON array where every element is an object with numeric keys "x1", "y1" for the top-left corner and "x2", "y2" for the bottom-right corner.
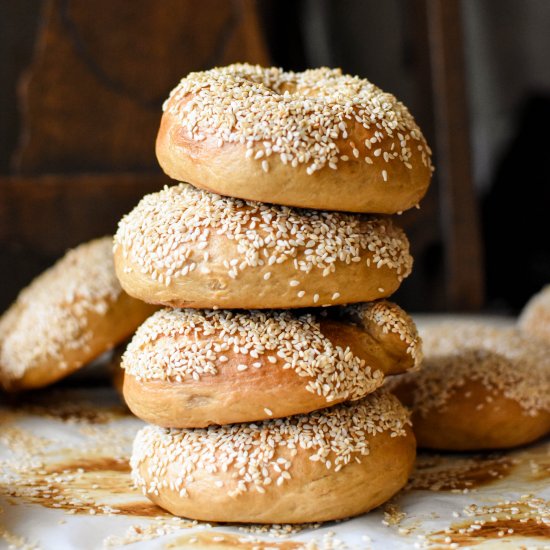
[{"x1": 1, "y1": 0, "x2": 549, "y2": 314}]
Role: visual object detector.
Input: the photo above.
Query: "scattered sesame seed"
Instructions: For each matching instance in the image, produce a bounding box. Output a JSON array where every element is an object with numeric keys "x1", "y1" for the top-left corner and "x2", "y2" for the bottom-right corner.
[
  {"x1": 388, "y1": 322, "x2": 550, "y2": 416},
  {"x1": 131, "y1": 392, "x2": 411, "y2": 498},
  {"x1": 161, "y1": 64, "x2": 433, "y2": 177},
  {"x1": 122, "y1": 307, "x2": 390, "y2": 403},
  {"x1": 114, "y1": 184, "x2": 412, "y2": 288},
  {"x1": 0, "y1": 238, "x2": 126, "y2": 386}
]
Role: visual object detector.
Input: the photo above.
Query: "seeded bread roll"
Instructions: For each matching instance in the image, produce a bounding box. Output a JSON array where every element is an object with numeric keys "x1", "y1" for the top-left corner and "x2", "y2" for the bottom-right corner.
[
  {"x1": 131, "y1": 392, "x2": 415, "y2": 523},
  {"x1": 388, "y1": 322, "x2": 550, "y2": 450},
  {"x1": 157, "y1": 64, "x2": 433, "y2": 214},
  {"x1": 519, "y1": 285, "x2": 550, "y2": 344},
  {"x1": 0, "y1": 238, "x2": 157, "y2": 392},
  {"x1": 122, "y1": 301, "x2": 421, "y2": 427},
  {"x1": 114, "y1": 184, "x2": 413, "y2": 309}
]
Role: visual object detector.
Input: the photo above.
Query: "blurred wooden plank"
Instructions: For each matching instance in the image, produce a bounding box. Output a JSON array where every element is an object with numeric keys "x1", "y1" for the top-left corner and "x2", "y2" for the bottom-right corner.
[
  {"x1": 0, "y1": 174, "x2": 166, "y2": 311},
  {"x1": 425, "y1": 0, "x2": 484, "y2": 310},
  {"x1": 14, "y1": 0, "x2": 269, "y2": 174},
  {"x1": 0, "y1": 0, "x2": 42, "y2": 172}
]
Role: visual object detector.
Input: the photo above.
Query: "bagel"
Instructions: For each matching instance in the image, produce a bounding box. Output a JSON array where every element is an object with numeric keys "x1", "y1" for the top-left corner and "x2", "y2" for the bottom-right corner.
[
  {"x1": 131, "y1": 391, "x2": 415, "y2": 523},
  {"x1": 113, "y1": 184, "x2": 413, "y2": 309},
  {"x1": 388, "y1": 322, "x2": 550, "y2": 450},
  {"x1": 0, "y1": 238, "x2": 156, "y2": 391},
  {"x1": 519, "y1": 285, "x2": 550, "y2": 344},
  {"x1": 122, "y1": 301, "x2": 421, "y2": 427},
  {"x1": 156, "y1": 64, "x2": 433, "y2": 214}
]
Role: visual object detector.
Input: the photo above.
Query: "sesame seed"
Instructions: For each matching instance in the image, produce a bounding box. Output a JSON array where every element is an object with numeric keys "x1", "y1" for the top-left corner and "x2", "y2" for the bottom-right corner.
[
  {"x1": 162, "y1": 64, "x2": 433, "y2": 177},
  {"x1": 0, "y1": 238, "x2": 128, "y2": 385},
  {"x1": 114, "y1": 184, "x2": 413, "y2": 289},
  {"x1": 297, "y1": 291, "x2": 306, "y2": 298},
  {"x1": 387, "y1": 322, "x2": 550, "y2": 417},
  {"x1": 289, "y1": 280, "x2": 300, "y2": 287},
  {"x1": 264, "y1": 408, "x2": 273, "y2": 416},
  {"x1": 131, "y1": 392, "x2": 411, "y2": 498},
  {"x1": 122, "y1": 307, "x2": 393, "y2": 403}
]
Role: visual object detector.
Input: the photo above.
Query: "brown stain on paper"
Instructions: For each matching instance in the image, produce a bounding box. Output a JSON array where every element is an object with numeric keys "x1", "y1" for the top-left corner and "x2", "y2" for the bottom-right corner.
[
  {"x1": 165, "y1": 532, "x2": 304, "y2": 549},
  {"x1": 409, "y1": 454, "x2": 516, "y2": 491},
  {"x1": 3, "y1": 454, "x2": 167, "y2": 518},
  {"x1": 430, "y1": 517, "x2": 550, "y2": 547}
]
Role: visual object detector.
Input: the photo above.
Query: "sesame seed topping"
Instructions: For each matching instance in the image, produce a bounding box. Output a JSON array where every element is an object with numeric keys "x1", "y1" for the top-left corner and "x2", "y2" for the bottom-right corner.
[
  {"x1": 343, "y1": 301, "x2": 422, "y2": 366},
  {"x1": 0, "y1": 238, "x2": 122, "y2": 385},
  {"x1": 114, "y1": 183, "x2": 412, "y2": 286},
  {"x1": 389, "y1": 322, "x2": 550, "y2": 416},
  {"x1": 163, "y1": 64, "x2": 433, "y2": 175},
  {"x1": 131, "y1": 392, "x2": 411, "y2": 497},
  {"x1": 122, "y1": 308, "x2": 386, "y2": 403}
]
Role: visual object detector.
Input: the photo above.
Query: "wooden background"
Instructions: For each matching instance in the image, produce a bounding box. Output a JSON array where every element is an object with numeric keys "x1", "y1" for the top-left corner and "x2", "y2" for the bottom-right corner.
[{"x1": 0, "y1": 0, "x2": 484, "y2": 313}]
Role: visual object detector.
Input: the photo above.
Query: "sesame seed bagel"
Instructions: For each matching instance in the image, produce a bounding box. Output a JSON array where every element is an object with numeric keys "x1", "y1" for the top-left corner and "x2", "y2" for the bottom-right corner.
[
  {"x1": 131, "y1": 392, "x2": 415, "y2": 523},
  {"x1": 114, "y1": 184, "x2": 413, "y2": 309},
  {"x1": 122, "y1": 302, "x2": 421, "y2": 428},
  {"x1": 156, "y1": 64, "x2": 433, "y2": 214},
  {"x1": 519, "y1": 285, "x2": 550, "y2": 344},
  {"x1": 0, "y1": 238, "x2": 157, "y2": 392},
  {"x1": 388, "y1": 322, "x2": 550, "y2": 450}
]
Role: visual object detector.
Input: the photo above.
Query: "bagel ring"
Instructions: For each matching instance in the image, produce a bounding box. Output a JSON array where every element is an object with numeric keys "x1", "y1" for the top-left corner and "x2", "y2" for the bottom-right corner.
[
  {"x1": 122, "y1": 301, "x2": 421, "y2": 427},
  {"x1": 0, "y1": 237, "x2": 156, "y2": 391},
  {"x1": 157, "y1": 64, "x2": 433, "y2": 214},
  {"x1": 114, "y1": 183, "x2": 413, "y2": 309},
  {"x1": 131, "y1": 391, "x2": 415, "y2": 523},
  {"x1": 388, "y1": 322, "x2": 550, "y2": 450}
]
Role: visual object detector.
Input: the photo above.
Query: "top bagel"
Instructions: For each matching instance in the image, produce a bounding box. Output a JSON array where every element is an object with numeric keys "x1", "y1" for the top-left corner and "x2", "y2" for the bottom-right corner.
[{"x1": 156, "y1": 64, "x2": 433, "y2": 213}]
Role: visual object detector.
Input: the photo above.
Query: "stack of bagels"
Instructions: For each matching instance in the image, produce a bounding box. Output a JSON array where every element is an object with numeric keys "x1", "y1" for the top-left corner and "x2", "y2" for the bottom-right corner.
[{"x1": 114, "y1": 64, "x2": 433, "y2": 523}]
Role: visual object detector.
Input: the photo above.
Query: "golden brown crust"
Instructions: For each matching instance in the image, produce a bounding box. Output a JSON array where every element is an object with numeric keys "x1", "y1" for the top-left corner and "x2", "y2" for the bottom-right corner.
[
  {"x1": 113, "y1": 184, "x2": 413, "y2": 309},
  {"x1": 131, "y1": 393, "x2": 416, "y2": 523},
  {"x1": 156, "y1": 64, "x2": 432, "y2": 214},
  {"x1": 388, "y1": 322, "x2": 550, "y2": 450},
  {"x1": 393, "y1": 379, "x2": 550, "y2": 451},
  {"x1": 0, "y1": 238, "x2": 157, "y2": 392},
  {"x1": 122, "y1": 303, "x2": 421, "y2": 427}
]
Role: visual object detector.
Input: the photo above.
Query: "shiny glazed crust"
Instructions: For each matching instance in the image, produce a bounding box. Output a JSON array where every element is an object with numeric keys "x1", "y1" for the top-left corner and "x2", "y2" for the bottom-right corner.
[
  {"x1": 122, "y1": 302, "x2": 421, "y2": 427},
  {"x1": 0, "y1": 238, "x2": 156, "y2": 391},
  {"x1": 156, "y1": 64, "x2": 432, "y2": 213},
  {"x1": 387, "y1": 322, "x2": 550, "y2": 450},
  {"x1": 131, "y1": 393, "x2": 416, "y2": 523},
  {"x1": 114, "y1": 184, "x2": 413, "y2": 309}
]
